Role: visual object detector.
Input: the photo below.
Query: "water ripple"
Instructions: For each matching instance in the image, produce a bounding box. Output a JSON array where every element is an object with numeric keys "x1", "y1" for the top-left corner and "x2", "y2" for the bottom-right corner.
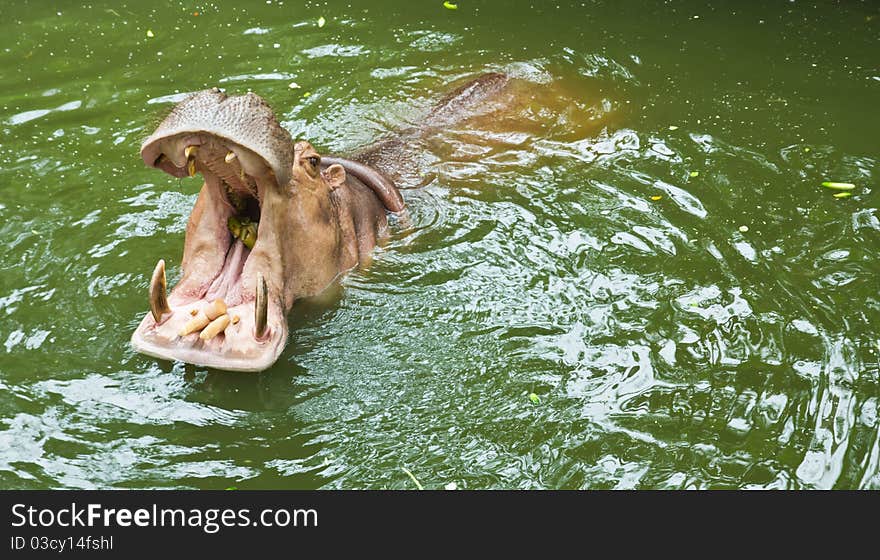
[{"x1": 0, "y1": 2, "x2": 877, "y2": 489}]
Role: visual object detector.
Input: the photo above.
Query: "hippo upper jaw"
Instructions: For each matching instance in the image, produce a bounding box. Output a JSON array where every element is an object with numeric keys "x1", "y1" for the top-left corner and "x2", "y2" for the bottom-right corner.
[{"x1": 141, "y1": 88, "x2": 294, "y2": 187}]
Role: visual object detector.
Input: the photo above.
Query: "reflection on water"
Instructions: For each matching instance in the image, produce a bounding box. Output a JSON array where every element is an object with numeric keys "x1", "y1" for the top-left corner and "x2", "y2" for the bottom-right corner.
[{"x1": 0, "y1": 1, "x2": 877, "y2": 489}]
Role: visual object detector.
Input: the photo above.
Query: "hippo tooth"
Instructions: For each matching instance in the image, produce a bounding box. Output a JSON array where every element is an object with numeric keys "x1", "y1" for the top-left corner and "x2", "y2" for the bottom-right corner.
[
  {"x1": 149, "y1": 259, "x2": 172, "y2": 323},
  {"x1": 185, "y1": 145, "x2": 198, "y2": 176},
  {"x1": 255, "y1": 273, "x2": 268, "y2": 339},
  {"x1": 225, "y1": 151, "x2": 237, "y2": 163},
  {"x1": 179, "y1": 313, "x2": 210, "y2": 337},
  {"x1": 199, "y1": 314, "x2": 230, "y2": 341},
  {"x1": 204, "y1": 299, "x2": 227, "y2": 321}
]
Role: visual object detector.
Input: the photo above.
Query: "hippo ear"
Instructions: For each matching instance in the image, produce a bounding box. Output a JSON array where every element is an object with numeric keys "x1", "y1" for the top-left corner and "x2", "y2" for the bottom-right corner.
[{"x1": 322, "y1": 163, "x2": 346, "y2": 190}]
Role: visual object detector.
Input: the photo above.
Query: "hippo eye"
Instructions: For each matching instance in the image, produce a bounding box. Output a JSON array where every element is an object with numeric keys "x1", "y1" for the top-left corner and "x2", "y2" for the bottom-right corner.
[{"x1": 308, "y1": 156, "x2": 320, "y2": 168}]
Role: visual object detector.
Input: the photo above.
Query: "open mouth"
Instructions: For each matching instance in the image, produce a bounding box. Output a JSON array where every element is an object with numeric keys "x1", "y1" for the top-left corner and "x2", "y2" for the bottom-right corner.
[
  {"x1": 131, "y1": 87, "x2": 406, "y2": 372},
  {"x1": 131, "y1": 91, "x2": 293, "y2": 372}
]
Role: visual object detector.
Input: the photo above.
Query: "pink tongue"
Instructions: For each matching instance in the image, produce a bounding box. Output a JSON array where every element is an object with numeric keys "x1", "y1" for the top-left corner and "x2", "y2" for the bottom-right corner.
[{"x1": 205, "y1": 241, "x2": 249, "y2": 302}]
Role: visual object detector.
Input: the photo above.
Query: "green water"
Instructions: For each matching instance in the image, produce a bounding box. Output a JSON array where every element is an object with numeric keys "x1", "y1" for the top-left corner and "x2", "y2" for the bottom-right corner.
[{"x1": 1, "y1": 0, "x2": 878, "y2": 489}]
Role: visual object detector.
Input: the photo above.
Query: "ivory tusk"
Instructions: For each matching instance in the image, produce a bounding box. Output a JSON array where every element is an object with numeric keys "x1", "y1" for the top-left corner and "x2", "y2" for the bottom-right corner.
[
  {"x1": 255, "y1": 273, "x2": 268, "y2": 339},
  {"x1": 149, "y1": 259, "x2": 171, "y2": 323},
  {"x1": 185, "y1": 145, "x2": 198, "y2": 177}
]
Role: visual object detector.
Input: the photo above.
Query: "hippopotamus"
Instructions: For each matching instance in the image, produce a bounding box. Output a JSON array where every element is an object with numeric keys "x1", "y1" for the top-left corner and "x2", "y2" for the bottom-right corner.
[{"x1": 130, "y1": 72, "x2": 527, "y2": 371}]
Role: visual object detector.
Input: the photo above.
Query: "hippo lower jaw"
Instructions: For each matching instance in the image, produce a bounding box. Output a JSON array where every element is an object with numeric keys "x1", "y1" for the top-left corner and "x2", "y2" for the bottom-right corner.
[
  {"x1": 130, "y1": 243, "x2": 289, "y2": 372},
  {"x1": 131, "y1": 300, "x2": 287, "y2": 372}
]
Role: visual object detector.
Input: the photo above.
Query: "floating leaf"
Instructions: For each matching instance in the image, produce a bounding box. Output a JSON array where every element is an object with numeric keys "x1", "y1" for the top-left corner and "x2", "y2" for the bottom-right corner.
[
  {"x1": 443, "y1": 1, "x2": 458, "y2": 9},
  {"x1": 225, "y1": 486, "x2": 237, "y2": 491},
  {"x1": 146, "y1": 29, "x2": 154, "y2": 38},
  {"x1": 650, "y1": 195, "x2": 662, "y2": 201},
  {"x1": 738, "y1": 225, "x2": 749, "y2": 233},
  {"x1": 317, "y1": 16, "x2": 326, "y2": 27},
  {"x1": 528, "y1": 392, "x2": 540, "y2": 405},
  {"x1": 821, "y1": 181, "x2": 855, "y2": 191},
  {"x1": 689, "y1": 171, "x2": 699, "y2": 178},
  {"x1": 833, "y1": 192, "x2": 852, "y2": 199},
  {"x1": 302, "y1": 92, "x2": 311, "y2": 97},
  {"x1": 668, "y1": 125, "x2": 678, "y2": 131},
  {"x1": 288, "y1": 82, "x2": 301, "y2": 89},
  {"x1": 803, "y1": 147, "x2": 811, "y2": 152}
]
